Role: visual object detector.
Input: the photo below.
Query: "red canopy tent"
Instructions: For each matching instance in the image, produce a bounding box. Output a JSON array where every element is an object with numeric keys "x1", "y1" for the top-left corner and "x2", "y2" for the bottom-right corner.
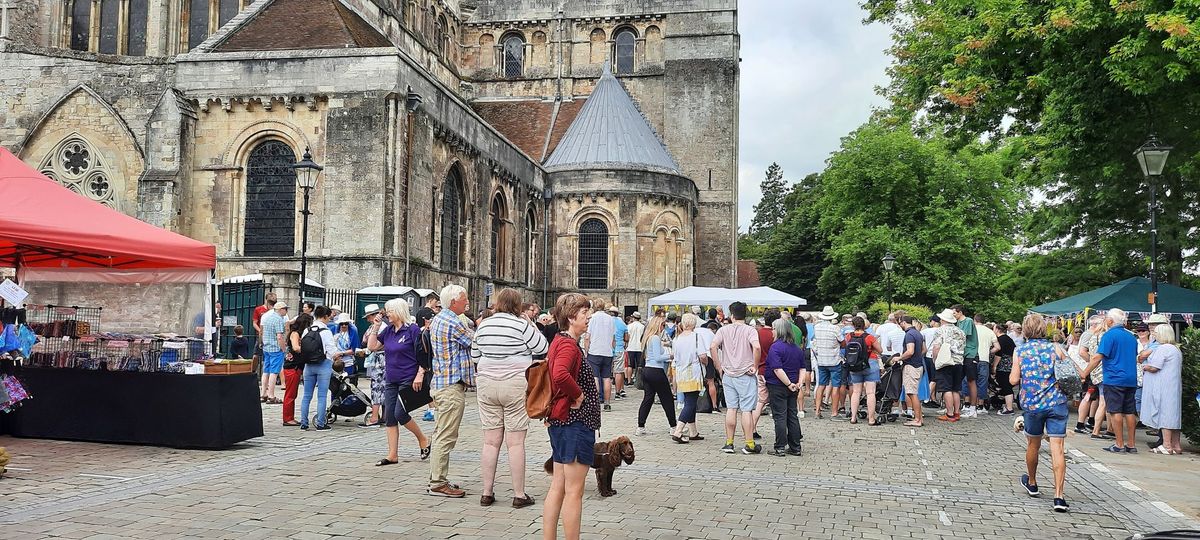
[{"x1": 0, "y1": 147, "x2": 215, "y2": 273}]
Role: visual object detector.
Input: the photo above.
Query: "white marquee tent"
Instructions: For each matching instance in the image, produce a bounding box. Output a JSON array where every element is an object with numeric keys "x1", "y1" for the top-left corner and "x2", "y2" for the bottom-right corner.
[{"x1": 647, "y1": 286, "x2": 806, "y2": 314}]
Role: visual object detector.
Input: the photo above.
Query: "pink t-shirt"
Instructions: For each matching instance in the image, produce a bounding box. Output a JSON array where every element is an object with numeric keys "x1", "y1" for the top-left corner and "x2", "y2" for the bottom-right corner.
[{"x1": 712, "y1": 323, "x2": 760, "y2": 376}]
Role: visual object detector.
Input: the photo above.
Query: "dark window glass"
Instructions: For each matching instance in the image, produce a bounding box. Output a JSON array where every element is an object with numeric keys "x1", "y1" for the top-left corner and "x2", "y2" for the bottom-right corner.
[
  {"x1": 436, "y1": 15, "x2": 447, "y2": 55},
  {"x1": 99, "y1": 0, "x2": 119, "y2": 54},
  {"x1": 219, "y1": 0, "x2": 239, "y2": 26},
  {"x1": 503, "y1": 35, "x2": 523, "y2": 78},
  {"x1": 128, "y1": 0, "x2": 149, "y2": 55},
  {"x1": 490, "y1": 195, "x2": 505, "y2": 278},
  {"x1": 525, "y1": 208, "x2": 536, "y2": 284},
  {"x1": 615, "y1": 30, "x2": 635, "y2": 74},
  {"x1": 188, "y1": 0, "x2": 210, "y2": 50},
  {"x1": 244, "y1": 141, "x2": 297, "y2": 257},
  {"x1": 578, "y1": 218, "x2": 608, "y2": 290},
  {"x1": 70, "y1": 0, "x2": 91, "y2": 51},
  {"x1": 440, "y1": 169, "x2": 463, "y2": 270}
]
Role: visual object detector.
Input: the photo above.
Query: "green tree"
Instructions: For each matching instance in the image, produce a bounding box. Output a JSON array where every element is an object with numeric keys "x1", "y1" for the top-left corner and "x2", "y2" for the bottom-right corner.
[
  {"x1": 757, "y1": 173, "x2": 829, "y2": 300},
  {"x1": 814, "y1": 123, "x2": 1018, "y2": 310},
  {"x1": 737, "y1": 233, "x2": 767, "y2": 261},
  {"x1": 748, "y1": 162, "x2": 788, "y2": 243},
  {"x1": 863, "y1": 0, "x2": 1200, "y2": 285}
]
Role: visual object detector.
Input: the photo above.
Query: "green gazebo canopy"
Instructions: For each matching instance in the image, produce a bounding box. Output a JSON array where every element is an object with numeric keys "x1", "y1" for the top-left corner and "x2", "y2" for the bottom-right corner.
[{"x1": 1030, "y1": 277, "x2": 1200, "y2": 317}]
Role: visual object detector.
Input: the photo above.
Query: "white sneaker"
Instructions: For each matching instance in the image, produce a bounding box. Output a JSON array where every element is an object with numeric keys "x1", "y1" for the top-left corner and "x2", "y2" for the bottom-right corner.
[
  {"x1": 976, "y1": 407, "x2": 989, "y2": 415},
  {"x1": 635, "y1": 427, "x2": 648, "y2": 436},
  {"x1": 962, "y1": 406, "x2": 976, "y2": 417},
  {"x1": 798, "y1": 410, "x2": 806, "y2": 419}
]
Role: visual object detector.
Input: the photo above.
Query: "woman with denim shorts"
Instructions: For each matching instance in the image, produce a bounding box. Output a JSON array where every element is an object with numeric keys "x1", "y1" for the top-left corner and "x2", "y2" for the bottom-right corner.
[
  {"x1": 1011, "y1": 313, "x2": 1071, "y2": 513},
  {"x1": 366, "y1": 299, "x2": 431, "y2": 465},
  {"x1": 845, "y1": 316, "x2": 883, "y2": 425}
]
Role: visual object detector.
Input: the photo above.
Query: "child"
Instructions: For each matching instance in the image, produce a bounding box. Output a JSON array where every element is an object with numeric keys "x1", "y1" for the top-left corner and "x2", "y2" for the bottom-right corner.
[{"x1": 230, "y1": 325, "x2": 251, "y2": 359}]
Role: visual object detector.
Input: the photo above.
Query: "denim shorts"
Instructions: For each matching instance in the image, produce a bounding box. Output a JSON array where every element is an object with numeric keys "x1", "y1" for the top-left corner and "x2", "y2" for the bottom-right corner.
[
  {"x1": 722, "y1": 373, "x2": 758, "y2": 412},
  {"x1": 549, "y1": 422, "x2": 595, "y2": 466},
  {"x1": 586, "y1": 354, "x2": 613, "y2": 379},
  {"x1": 1103, "y1": 385, "x2": 1138, "y2": 415},
  {"x1": 848, "y1": 360, "x2": 881, "y2": 385},
  {"x1": 1024, "y1": 402, "x2": 1069, "y2": 438},
  {"x1": 817, "y1": 364, "x2": 844, "y2": 387}
]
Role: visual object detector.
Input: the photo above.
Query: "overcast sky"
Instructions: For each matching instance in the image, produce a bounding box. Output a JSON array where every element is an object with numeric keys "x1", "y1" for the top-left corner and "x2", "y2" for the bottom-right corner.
[{"x1": 736, "y1": 2, "x2": 893, "y2": 231}]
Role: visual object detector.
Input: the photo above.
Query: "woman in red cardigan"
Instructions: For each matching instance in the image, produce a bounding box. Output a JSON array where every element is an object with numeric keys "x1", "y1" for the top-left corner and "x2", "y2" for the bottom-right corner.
[{"x1": 542, "y1": 293, "x2": 601, "y2": 540}]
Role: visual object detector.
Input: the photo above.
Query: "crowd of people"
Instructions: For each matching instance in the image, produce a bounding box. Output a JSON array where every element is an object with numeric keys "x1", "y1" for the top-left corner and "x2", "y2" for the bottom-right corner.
[{"x1": 245, "y1": 286, "x2": 1188, "y2": 535}]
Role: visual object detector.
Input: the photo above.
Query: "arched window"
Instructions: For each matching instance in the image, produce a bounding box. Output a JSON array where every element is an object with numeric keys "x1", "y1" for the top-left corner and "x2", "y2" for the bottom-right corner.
[
  {"x1": 440, "y1": 167, "x2": 465, "y2": 270},
  {"x1": 436, "y1": 15, "x2": 447, "y2": 55},
  {"x1": 502, "y1": 33, "x2": 524, "y2": 78},
  {"x1": 614, "y1": 28, "x2": 636, "y2": 74},
  {"x1": 489, "y1": 192, "x2": 508, "y2": 278},
  {"x1": 70, "y1": 0, "x2": 91, "y2": 51},
  {"x1": 525, "y1": 206, "x2": 537, "y2": 285},
  {"x1": 39, "y1": 137, "x2": 120, "y2": 209},
  {"x1": 243, "y1": 140, "x2": 297, "y2": 256},
  {"x1": 187, "y1": 0, "x2": 210, "y2": 49},
  {"x1": 578, "y1": 218, "x2": 609, "y2": 290}
]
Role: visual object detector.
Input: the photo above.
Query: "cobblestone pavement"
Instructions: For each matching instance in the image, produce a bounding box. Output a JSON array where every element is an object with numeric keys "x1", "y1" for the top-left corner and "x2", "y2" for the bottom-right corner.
[{"x1": 2, "y1": 392, "x2": 1198, "y2": 539}]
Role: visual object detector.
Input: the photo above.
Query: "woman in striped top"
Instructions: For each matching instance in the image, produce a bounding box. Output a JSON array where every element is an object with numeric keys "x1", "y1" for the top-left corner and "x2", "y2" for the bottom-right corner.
[{"x1": 470, "y1": 288, "x2": 549, "y2": 508}]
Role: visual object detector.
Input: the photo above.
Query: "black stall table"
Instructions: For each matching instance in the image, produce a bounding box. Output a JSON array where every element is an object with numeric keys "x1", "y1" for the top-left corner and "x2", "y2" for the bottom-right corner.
[{"x1": 5, "y1": 368, "x2": 263, "y2": 448}]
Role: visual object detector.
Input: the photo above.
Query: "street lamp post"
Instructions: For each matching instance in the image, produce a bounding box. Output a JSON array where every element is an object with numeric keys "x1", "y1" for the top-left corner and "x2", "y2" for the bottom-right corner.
[
  {"x1": 1133, "y1": 135, "x2": 1171, "y2": 314},
  {"x1": 882, "y1": 252, "x2": 896, "y2": 314},
  {"x1": 293, "y1": 147, "x2": 322, "y2": 299}
]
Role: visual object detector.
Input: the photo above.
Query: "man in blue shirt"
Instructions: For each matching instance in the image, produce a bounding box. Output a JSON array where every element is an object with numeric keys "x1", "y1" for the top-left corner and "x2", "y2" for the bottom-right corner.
[
  {"x1": 609, "y1": 305, "x2": 630, "y2": 399},
  {"x1": 1081, "y1": 308, "x2": 1139, "y2": 453}
]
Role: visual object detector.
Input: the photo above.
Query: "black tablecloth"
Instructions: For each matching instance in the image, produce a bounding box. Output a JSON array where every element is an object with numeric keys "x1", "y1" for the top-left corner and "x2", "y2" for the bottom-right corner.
[{"x1": 1, "y1": 368, "x2": 263, "y2": 448}]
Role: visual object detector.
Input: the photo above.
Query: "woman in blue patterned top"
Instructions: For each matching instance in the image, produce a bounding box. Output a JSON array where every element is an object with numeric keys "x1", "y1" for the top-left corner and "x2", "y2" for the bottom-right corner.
[{"x1": 1010, "y1": 313, "x2": 1070, "y2": 513}]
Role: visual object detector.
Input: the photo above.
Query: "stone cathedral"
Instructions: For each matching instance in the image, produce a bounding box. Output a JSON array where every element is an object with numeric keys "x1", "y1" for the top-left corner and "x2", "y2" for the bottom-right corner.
[{"x1": 0, "y1": 0, "x2": 740, "y2": 311}]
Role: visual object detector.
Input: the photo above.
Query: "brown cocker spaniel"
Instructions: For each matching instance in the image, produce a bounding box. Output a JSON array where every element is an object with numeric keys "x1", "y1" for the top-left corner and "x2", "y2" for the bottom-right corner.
[{"x1": 541, "y1": 435, "x2": 636, "y2": 497}]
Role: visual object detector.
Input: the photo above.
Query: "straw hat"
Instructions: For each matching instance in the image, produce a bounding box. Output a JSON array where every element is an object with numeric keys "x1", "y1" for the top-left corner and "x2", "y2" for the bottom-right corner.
[
  {"x1": 936, "y1": 308, "x2": 956, "y2": 323},
  {"x1": 1146, "y1": 313, "x2": 1169, "y2": 325},
  {"x1": 362, "y1": 304, "x2": 381, "y2": 318},
  {"x1": 273, "y1": 302, "x2": 289, "y2": 310},
  {"x1": 334, "y1": 313, "x2": 353, "y2": 325},
  {"x1": 817, "y1": 306, "x2": 838, "y2": 320}
]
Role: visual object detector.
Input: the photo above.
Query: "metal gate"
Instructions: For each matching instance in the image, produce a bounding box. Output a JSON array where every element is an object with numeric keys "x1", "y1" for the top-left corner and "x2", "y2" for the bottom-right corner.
[
  {"x1": 325, "y1": 288, "x2": 358, "y2": 316},
  {"x1": 218, "y1": 281, "x2": 273, "y2": 357}
]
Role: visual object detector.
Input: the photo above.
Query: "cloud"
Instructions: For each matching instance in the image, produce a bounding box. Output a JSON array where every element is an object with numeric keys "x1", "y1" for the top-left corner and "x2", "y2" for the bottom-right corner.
[{"x1": 737, "y1": 1, "x2": 893, "y2": 231}]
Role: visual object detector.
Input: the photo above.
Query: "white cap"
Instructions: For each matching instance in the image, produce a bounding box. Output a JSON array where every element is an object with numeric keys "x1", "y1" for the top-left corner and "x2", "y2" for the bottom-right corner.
[
  {"x1": 330, "y1": 305, "x2": 342, "y2": 312},
  {"x1": 273, "y1": 302, "x2": 289, "y2": 310}
]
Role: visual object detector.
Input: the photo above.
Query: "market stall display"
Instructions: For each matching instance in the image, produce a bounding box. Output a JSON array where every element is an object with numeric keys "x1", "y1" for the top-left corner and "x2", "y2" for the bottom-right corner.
[{"x1": 0, "y1": 147, "x2": 261, "y2": 448}]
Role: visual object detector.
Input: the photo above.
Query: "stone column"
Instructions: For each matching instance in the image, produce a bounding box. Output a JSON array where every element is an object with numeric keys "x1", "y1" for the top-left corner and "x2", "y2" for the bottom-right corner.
[{"x1": 261, "y1": 269, "x2": 301, "y2": 313}]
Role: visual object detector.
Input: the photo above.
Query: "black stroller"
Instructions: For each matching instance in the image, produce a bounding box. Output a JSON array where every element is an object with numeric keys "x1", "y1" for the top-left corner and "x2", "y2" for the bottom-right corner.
[
  {"x1": 874, "y1": 359, "x2": 904, "y2": 422},
  {"x1": 324, "y1": 369, "x2": 371, "y2": 424}
]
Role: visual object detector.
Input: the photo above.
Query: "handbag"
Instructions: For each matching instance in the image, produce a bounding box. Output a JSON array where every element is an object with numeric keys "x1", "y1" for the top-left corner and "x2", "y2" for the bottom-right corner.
[
  {"x1": 933, "y1": 336, "x2": 955, "y2": 370},
  {"x1": 634, "y1": 367, "x2": 645, "y2": 390},
  {"x1": 525, "y1": 360, "x2": 552, "y2": 419},
  {"x1": 1050, "y1": 344, "x2": 1082, "y2": 398},
  {"x1": 398, "y1": 369, "x2": 434, "y2": 412}
]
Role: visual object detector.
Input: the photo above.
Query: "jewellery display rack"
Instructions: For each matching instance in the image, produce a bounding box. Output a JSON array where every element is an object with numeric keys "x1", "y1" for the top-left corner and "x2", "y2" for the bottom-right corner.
[{"x1": 23, "y1": 304, "x2": 207, "y2": 372}]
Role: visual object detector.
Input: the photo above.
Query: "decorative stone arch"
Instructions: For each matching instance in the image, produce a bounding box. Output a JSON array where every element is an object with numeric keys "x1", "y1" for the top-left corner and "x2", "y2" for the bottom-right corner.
[
  {"x1": 477, "y1": 32, "x2": 494, "y2": 69},
  {"x1": 221, "y1": 120, "x2": 312, "y2": 254},
  {"x1": 589, "y1": 27, "x2": 606, "y2": 63},
  {"x1": 435, "y1": 160, "x2": 469, "y2": 271},
  {"x1": 19, "y1": 85, "x2": 144, "y2": 215},
  {"x1": 570, "y1": 206, "x2": 617, "y2": 290},
  {"x1": 488, "y1": 188, "x2": 513, "y2": 279},
  {"x1": 524, "y1": 200, "x2": 541, "y2": 286},
  {"x1": 644, "y1": 25, "x2": 663, "y2": 63},
  {"x1": 531, "y1": 30, "x2": 548, "y2": 66},
  {"x1": 500, "y1": 29, "x2": 526, "y2": 78}
]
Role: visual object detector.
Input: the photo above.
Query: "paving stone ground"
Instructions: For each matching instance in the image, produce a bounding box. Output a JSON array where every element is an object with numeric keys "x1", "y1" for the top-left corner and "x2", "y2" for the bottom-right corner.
[{"x1": 2, "y1": 390, "x2": 1198, "y2": 539}]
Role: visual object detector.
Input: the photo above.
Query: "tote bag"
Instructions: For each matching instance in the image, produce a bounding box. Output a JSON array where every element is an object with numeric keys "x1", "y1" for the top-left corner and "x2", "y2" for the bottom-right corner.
[{"x1": 933, "y1": 337, "x2": 955, "y2": 370}]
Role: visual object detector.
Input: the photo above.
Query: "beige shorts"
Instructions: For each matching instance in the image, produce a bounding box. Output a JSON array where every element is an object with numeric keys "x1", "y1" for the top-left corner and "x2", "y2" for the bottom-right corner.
[
  {"x1": 757, "y1": 375, "x2": 769, "y2": 406},
  {"x1": 476, "y1": 376, "x2": 530, "y2": 432},
  {"x1": 613, "y1": 352, "x2": 627, "y2": 373},
  {"x1": 903, "y1": 365, "x2": 924, "y2": 395}
]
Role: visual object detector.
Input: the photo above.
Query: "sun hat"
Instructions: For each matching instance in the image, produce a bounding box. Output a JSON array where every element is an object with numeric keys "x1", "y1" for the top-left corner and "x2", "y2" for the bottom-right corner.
[
  {"x1": 273, "y1": 302, "x2": 289, "y2": 310},
  {"x1": 817, "y1": 306, "x2": 838, "y2": 320},
  {"x1": 362, "y1": 304, "x2": 381, "y2": 318},
  {"x1": 330, "y1": 305, "x2": 342, "y2": 312},
  {"x1": 936, "y1": 308, "x2": 956, "y2": 323},
  {"x1": 334, "y1": 313, "x2": 353, "y2": 325},
  {"x1": 631, "y1": 311, "x2": 641, "y2": 319},
  {"x1": 607, "y1": 305, "x2": 620, "y2": 314},
  {"x1": 691, "y1": 305, "x2": 702, "y2": 315},
  {"x1": 1146, "y1": 313, "x2": 1169, "y2": 325}
]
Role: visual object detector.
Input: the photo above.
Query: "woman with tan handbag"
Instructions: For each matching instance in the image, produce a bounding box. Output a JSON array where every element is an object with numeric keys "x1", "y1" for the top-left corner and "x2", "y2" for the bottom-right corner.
[
  {"x1": 470, "y1": 288, "x2": 548, "y2": 508},
  {"x1": 670, "y1": 313, "x2": 709, "y2": 443}
]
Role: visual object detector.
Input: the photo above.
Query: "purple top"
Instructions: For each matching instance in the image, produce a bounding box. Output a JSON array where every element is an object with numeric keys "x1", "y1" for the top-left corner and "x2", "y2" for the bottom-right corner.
[
  {"x1": 379, "y1": 322, "x2": 422, "y2": 384},
  {"x1": 765, "y1": 340, "x2": 809, "y2": 386}
]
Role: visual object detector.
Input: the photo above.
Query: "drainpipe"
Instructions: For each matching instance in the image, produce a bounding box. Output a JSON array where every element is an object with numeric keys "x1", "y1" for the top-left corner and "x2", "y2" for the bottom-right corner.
[
  {"x1": 542, "y1": 187, "x2": 552, "y2": 307},
  {"x1": 402, "y1": 87, "x2": 423, "y2": 285}
]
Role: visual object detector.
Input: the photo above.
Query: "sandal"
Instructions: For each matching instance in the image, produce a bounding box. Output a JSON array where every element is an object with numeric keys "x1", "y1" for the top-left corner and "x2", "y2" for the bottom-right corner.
[
  {"x1": 671, "y1": 435, "x2": 688, "y2": 444},
  {"x1": 869, "y1": 418, "x2": 882, "y2": 426},
  {"x1": 1150, "y1": 446, "x2": 1171, "y2": 455},
  {"x1": 375, "y1": 458, "x2": 398, "y2": 466},
  {"x1": 267, "y1": 397, "x2": 282, "y2": 404},
  {"x1": 689, "y1": 434, "x2": 705, "y2": 441},
  {"x1": 1103, "y1": 445, "x2": 1124, "y2": 454},
  {"x1": 282, "y1": 421, "x2": 301, "y2": 426},
  {"x1": 903, "y1": 421, "x2": 922, "y2": 427},
  {"x1": 420, "y1": 446, "x2": 431, "y2": 460}
]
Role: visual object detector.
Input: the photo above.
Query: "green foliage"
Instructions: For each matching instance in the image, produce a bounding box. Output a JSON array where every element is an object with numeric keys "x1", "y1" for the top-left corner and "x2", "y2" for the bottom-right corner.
[
  {"x1": 1182, "y1": 328, "x2": 1200, "y2": 446},
  {"x1": 749, "y1": 163, "x2": 789, "y2": 243},
  {"x1": 864, "y1": 0, "x2": 1200, "y2": 285},
  {"x1": 737, "y1": 233, "x2": 767, "y2": 261},
  {"x1": 756, "y1": 173, "x2": 829, "y2": 301},
  {"x1": 861, "y1": 301, "x2": 933, "y2": 326},
  {"x1": 813, "y1": 122, "x2": 1017, "y2": 310}
]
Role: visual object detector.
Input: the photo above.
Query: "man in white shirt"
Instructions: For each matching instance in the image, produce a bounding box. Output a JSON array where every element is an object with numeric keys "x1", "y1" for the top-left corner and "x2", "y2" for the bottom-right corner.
[
  {"x1": 876, "y1": 312, "x2": 905, "y2": 363},
  {"x1": 811, "y1": 306, "x2": 845, "y2": 420},
  {"x1": 625, "y1": 312, "x2": 646, "y2": 386},
  {"x1": 582, "y1": 298, "x2": 617, "y2": 411}
]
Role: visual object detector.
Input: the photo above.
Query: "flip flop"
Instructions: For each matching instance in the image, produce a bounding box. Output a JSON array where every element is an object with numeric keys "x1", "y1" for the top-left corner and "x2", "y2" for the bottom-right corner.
[
  {"x1": 375, "y1": 458, "x2": 398, "y2": 466},
  {"x1": 903, "y1": 421, "x2": 922, "y2": 427},
  {"x1": 282, "y1": 421, "x2": 301, "y2": 426}
]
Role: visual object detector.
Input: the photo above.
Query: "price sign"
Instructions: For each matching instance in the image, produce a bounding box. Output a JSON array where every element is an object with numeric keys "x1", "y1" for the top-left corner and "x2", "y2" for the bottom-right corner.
[{"x1": 0, "y1": 279, "x2": 28, "y2": 305}]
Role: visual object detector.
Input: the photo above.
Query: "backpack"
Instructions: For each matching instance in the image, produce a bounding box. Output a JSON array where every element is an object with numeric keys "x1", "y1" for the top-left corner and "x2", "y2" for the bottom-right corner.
[
  {"x1": 299, "y1": 325, "x2": 329, "y2": 364},
  {"x1": 844, "y1": 332, "x2": 870, "y2": 372}
]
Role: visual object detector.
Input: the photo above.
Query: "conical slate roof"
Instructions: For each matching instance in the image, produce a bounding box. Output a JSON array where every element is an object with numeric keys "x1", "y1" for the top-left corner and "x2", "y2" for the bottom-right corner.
[{"x1": 544, "y1": 64, "x2": 683, "y2": 175}]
